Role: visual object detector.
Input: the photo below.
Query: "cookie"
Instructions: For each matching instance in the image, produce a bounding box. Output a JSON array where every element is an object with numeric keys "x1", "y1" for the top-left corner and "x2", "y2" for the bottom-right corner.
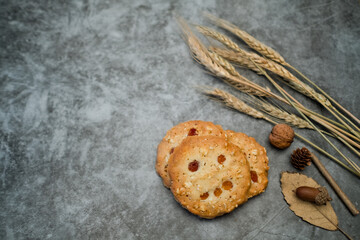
[
  {"x1": 156, "y1": 120, "x2": 225, "y2": 188},
  {"x1": 226, "y1": 130, "x2": 269, "y2": 198},
  {"x1": 168, "y1": 136, "x2": 251, "y2": 219}
]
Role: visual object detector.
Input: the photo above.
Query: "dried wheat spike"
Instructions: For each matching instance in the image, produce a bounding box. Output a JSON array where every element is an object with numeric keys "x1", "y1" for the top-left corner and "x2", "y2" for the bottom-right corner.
[
  {"x1": 177, "y1": 18, "x2": 271, "y2": 97},
  {"x1": 208, "y1": 51, "x2": 241, "y2": 78},
  {"x1": 211, "y1": 47, "x2": 331, "y2": 106},
  {"x1": 205, "y1": 13, "x2": 286, "y2": 65},
  {"x1": 203, "y1": 88, "x2": 265, "y2": 119},
  {"x1": 196, "y1": 25, "x2": 244, "y2": 53}
]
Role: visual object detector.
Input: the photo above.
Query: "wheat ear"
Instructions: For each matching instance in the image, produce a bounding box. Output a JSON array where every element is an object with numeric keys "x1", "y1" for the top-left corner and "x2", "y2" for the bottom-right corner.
[
  {"x1": 211, "y1": 47, "x2": 330, "y2": 105},
  {"x1": 250, "y1": 98, "x2": 313, "y2": 129},
  {"x1": 208, "y1": 51, "x2": 242, "y2": 78},
  {"x1": 204, "y1": 12, "x2": 286, "y2": 65},
  {"x1": 209, "y1": 47, "x2": 261, "y2": 74},
  {"x1": 177, "y1": 17, "x2": 274, "y2": 97},
  {"x1": 196, "y1": 25, "x2": 246, "y2": 54},
  {"x1": 203, "y1": 88, "x2": 264, "y2": 119}
]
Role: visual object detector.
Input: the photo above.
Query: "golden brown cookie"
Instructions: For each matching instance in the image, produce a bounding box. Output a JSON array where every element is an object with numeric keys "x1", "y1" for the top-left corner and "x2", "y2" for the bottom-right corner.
[
  {"x1": 225, "y1": 130, "x2": 269, "y2": 198},
  {"x1": 156, "y1": 120, "x2": 225, "y2": 188},
  {"x1": 168, "y1": 136, "x2": 251, "y2": 219}
]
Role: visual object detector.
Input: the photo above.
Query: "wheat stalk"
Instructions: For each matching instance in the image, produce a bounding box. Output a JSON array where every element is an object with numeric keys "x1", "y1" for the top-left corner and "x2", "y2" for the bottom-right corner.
[
  {"x1": 201, "y1": 87, "x2": 360, "y2": 177},
  {"x1": 254, "y1": 96, "x2": 360, "y2": 149},
  {"x1": 196, "y1": 26, "x2": 330, "y2": 107},
  {"x1": 204, "y1": 12, "x2": 286, "y2": 65},
  {"x1": 249, "y1": 59, "x2": 360, "y2": 173},
  {"x1": 210, "y1": 47, "x2": 360, "y2": 145},
  {"x1": 209, "y1": 46, "x2": 360, "y2": 140},
  {"x1": 249, "y1": 98, "x2": 360, "y2": 152},
  {"x1": 289, "y1": 64, "x2": 360, "y2": 127},
  {"x1": 178, "y1": 16, "x2": 360, "y2": 178},
  {"x1": 211, "y1": 47, "x2": 358, "y2": 134},
  {"x1": 203, "y1": 88, "x2": 264, "y2": 119},
  {"x1": 204, "y1": 13, "x2": 360, "y2": 135},
  {"x1": 211, "y1": 47, "x2": 330, "y2": 105},
  {"x1": 196, "y1": 25, "x2": 326, "y2": 107},
  {"x1": 177, "y1": 17, "x2": 273, "y2": 97},
  {"x1": 183, "y1": 18, "x2": 360, "y2": 158},
  {"x1": 249, "y1": 97, "x2": 313, "y2": 129}
]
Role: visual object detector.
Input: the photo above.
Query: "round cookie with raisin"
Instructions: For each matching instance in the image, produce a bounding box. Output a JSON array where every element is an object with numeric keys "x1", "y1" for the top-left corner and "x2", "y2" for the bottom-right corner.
[
  {"x1": 156, "y1": 120, "x2": 225, "y2": 188},
  {"x1": 225, "y1": 130, "x2": 269, "y2": 198},
  {"x1": 168, "y1": 136, "x2": 251, "y2": 219}
]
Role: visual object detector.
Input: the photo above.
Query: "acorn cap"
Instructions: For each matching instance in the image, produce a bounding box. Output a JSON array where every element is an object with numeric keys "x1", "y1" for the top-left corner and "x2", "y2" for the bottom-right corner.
[{"x1": 315, "y1": 186, "x2": 332, "y2": 205}]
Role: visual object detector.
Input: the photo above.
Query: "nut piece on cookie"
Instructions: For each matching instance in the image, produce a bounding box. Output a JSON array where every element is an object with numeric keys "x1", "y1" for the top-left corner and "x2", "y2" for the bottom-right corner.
[
  {"x1": 168, "y1": 136, "x2": 251, "y2": 219},
  {"x1": 156, "y1": 120, "x2": 225, "y2": 188}
]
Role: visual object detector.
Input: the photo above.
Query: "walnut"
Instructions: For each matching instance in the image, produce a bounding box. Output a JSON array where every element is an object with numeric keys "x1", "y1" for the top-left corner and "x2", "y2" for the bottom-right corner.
[{"x1": 269, "y1": 124, "x2": 294, "y2": 149}]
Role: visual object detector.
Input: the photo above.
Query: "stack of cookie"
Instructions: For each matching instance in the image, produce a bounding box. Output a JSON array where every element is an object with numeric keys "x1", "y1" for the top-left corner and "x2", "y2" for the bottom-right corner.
[{"x1": 156, "y1": 120, "x2": 269, "y2": 219}]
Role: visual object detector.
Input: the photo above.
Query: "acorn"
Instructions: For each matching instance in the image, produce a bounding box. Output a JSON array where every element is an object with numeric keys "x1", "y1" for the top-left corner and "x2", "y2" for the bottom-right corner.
[{"x1": 295, "y1": 186, "x2": 332, "y2": 205}]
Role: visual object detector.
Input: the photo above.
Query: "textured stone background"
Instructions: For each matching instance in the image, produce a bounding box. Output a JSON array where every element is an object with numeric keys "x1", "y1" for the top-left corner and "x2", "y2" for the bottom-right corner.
[{"x1": 1, "y1": 0, "x2": 360, "y2": 239}]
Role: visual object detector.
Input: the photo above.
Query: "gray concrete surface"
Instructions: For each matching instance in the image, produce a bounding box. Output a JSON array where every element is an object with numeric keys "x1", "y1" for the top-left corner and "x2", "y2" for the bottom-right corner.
[{"x1": 1, "y1": 0, "x2": 360, "y2": 239}]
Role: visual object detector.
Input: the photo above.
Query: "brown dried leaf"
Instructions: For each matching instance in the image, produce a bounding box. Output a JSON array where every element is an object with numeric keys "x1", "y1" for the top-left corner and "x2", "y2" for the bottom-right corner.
[{"x1": 280, "y1": 172, "x2": 338, "y2": 231}]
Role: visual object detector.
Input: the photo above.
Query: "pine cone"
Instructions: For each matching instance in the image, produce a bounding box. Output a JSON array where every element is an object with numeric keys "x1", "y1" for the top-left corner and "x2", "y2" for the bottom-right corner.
[{"x1": 291, "y1": 147, "x2": 312, "y2": 170}]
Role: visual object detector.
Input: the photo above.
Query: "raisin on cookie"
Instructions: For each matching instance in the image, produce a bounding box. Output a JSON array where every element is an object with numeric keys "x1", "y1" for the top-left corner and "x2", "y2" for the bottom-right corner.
[
  {"x1": 226, "y1": 130, "x2": 269, "y2": 198},
  {"x1": 168, "y1": 136, "x2": 251, "y2": 219},
  {"x1": 156, "y1": 120, "x2": 225, "y2": 188}
]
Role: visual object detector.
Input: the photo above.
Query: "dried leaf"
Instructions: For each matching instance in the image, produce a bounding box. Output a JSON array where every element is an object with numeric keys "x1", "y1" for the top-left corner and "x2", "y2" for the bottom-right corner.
[{"x1": 280, "y1": 172, "x2": 338, "y2": 231}]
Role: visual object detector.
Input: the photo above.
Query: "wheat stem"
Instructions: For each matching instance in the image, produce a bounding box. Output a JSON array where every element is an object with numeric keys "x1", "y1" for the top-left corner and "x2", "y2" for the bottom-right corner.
[
  {"x1": 295, "y1": 132, "x2": 360, "y2": 177},
  {"x1": 210, "y1": 47, "x2": 360, "y2": 139},
  {"x1": 311, "y1": 116, "x2": 360, "y2": 150},
  {"x1": 310, "y1": 114, "x2": 360, "y2": 144},
  {"x1": 202, "y1": 87, "x2": 360, "y2": 177},
  {"x1": 332, "y1": 107, "x2": 360, "y2": 133},
  {"x1": 334, "y1": 132, "x2": 360, "y2": 158},
  {"x1": 215, "y1": 46, "x2": 360, "y2": 146},
  {"x1": 249, "y1": 59, "x2": 360, "y2": 173},
  {"x1": 287, "y1": 64, "x2": 360, "y2": 127},
  {"x1": 202, "y1": 14, "x2": 360, "y2": 138},
  {"x1": 188, "y1": 19, "x2": 359, "y2": 162},
  {"x1": 210, "y1": 47, "x2": 360, "y2": 146},
  {"x1": 252, "y1": 98, "x2": 360, "y2": 151},
  {"x1": 213, "y1": 47, "x2": 360, "y2": 140}
]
